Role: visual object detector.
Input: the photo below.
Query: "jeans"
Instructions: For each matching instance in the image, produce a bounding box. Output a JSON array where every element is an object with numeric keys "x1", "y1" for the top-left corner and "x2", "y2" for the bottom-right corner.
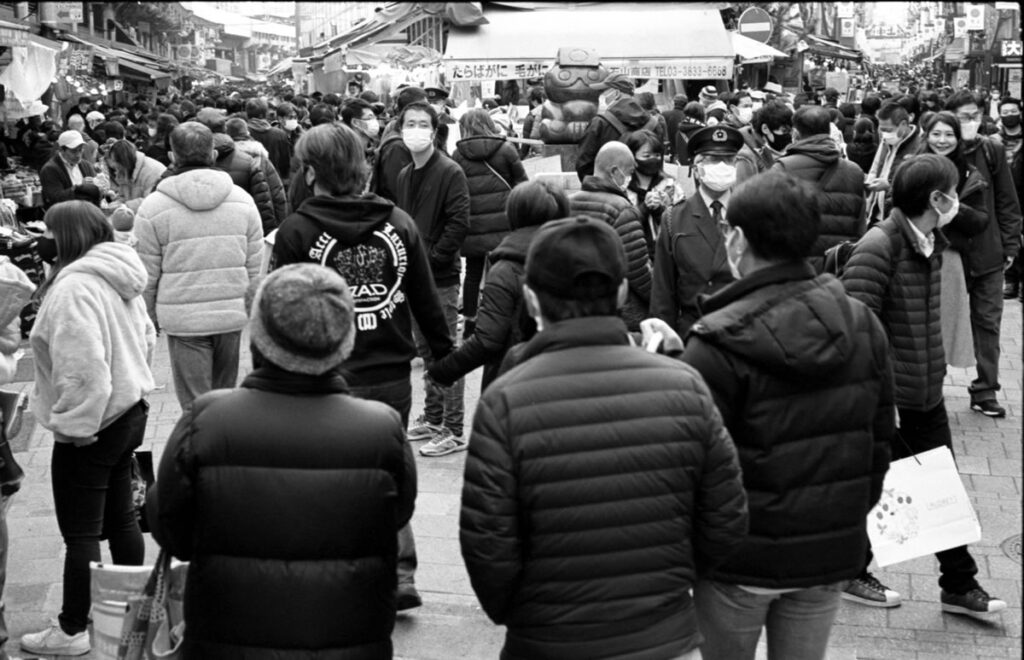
[
  {"x1": 964, "y1": 269, "x2": 1004, "y2": 403},
  {"x1": 347, "y1": 377, "x2": 417, "y2": 586},
  {"x1": 166, "y1": 331, "x2": 242, "y2": 411},
  {"x1": 412, "y1": 283, "x2": 465, "y2": 437},
  {"x1": 862, "y1": 400, "x2": 980, "y2": 594},
  {"x1": 51, "y1": 400, "x2": 148, "y2": 634},
  {"x1": 695, "y1": 580, "x2": 843, "y2": 660},
  {"x1": 462, "y1": 255, "x2": 487, "y2": 324}
]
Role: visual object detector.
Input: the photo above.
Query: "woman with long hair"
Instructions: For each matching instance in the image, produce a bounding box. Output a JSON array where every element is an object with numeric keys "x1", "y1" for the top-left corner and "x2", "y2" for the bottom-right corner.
[
  {"x1": 846, "y1": 117, "x2": 879, "y2": 174},
  {"x1": 20, "y1": 201, "x2": 155, "y2": 657},
  {"x1": 105, "y1": 139, "x2": 166, "y2": 211},
  {"x1": 451, "y1": 108, "x2": 528, "y2": 338},
  {"x1": 917, "y1": 111, "x2": 990, "y2": 369},
  {"x1": 143, "y1": 112, "x2": 178, "y2": 167}
]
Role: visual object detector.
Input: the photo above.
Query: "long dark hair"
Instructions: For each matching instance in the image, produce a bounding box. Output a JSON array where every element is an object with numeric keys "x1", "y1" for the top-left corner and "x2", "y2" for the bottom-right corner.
[
  {"x1": 919, "y1": 111, "x2": 968, "y2": 185},
  {"x1": 36, "y1": 201, "x2": 114, "y2": 300}
]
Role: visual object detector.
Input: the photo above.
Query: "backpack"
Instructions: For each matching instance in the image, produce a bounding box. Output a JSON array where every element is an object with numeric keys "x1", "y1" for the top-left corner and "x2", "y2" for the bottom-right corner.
[
  {"x1": 601, "y1": 110, "x2": 658, "y2": 140},
  {"x1": 825, "y1": 217, "x2": 904, "y2": 278}
]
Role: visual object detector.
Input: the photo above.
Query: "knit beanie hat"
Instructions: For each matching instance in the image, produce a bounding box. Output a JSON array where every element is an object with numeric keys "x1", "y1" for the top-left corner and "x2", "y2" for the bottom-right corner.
[
  {"x1": 110, "y1": 206, "x2": 134, "y2": 232},
  {"x1": 248, "y1": 264, "x2": 356, "y2": 375}
]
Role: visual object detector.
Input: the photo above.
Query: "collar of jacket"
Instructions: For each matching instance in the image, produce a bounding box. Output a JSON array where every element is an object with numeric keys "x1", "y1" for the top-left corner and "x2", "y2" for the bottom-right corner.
[
  {"x1": 241, "y1": 365, "x2": 350, "y2": 395},
  {"x1": 581, "y1": 175, "x2": 627, "y2": 199},
  {"x1": 515, "y1": 316, "x2": 632, "y2": 363},
  {"x1": 889, "y1": 207, "x2": 950, "y2": 257},
  {"x1": 164, "y1": 164, "x2": 217, "y2": 178},
  {"x1": 697, "y1": 260, "x2": 817, "y2": 318}
]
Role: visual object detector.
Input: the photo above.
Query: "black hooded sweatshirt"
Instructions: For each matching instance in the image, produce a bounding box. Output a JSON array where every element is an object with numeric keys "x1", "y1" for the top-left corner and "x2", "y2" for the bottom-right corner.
[{"x1": 270, "y1": 193, "x2": 454, "y2": 385}]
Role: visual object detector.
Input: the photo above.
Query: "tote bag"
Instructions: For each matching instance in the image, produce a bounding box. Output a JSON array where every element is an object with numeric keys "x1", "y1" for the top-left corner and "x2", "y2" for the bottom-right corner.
[{"x1": 867, "y1": 446, "x2": 981, "y2": 567}]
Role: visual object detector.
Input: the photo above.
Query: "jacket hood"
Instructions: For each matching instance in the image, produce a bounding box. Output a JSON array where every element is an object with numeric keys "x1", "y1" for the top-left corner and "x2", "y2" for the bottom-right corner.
[
  {"x1": 693, "y1": 263, "x2": 857, "y2": 379},
  {"x1": 455, "y1": 135, "x2": 506, "y2": 161},
  {"x1": 235, "y1": 138, "x2": 269, "y2": 161},
  {"x1": 247, "y1": 118, "x2": 273, "y2": 133},
  {"x1": 155, "y1": 167, "x2": 235, "y2": 211},
  {"x1": 56, "y1": 242, "x2": 147, "y2": 300},
  {"x1": 295, "y1": 194, "x2": 397, "y2": 242},
  {"x1": 784, "y1": 134, "x2": 840, "y2": 165},
  {"x1": 490, "y1": 225, "x2": 541, "y2": 264},
  {"x1": 213, "y1": 133, "x2": 236, "y2": 158},
  {"x1": 581, "y1": 175, "x2": 628, "y2": 199},
  {"x1": 608, "y1": 98, "x2": 651, "y2": 130}
]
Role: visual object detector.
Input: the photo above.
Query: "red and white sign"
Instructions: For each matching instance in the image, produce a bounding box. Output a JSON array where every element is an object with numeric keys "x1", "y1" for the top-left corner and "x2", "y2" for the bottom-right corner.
[{"x1": 738, "y1": 7, "x2": 772, "y2": 45}]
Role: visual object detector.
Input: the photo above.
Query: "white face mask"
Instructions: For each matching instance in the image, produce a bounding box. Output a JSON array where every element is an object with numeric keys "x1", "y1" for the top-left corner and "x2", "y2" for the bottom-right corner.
[
  {"x1": 284, "y1": 119, "x2": 299, "y2": 131},
  {"x1": 357, "y1": 118, "x2": 380, "y2": 138},
  {"x1": 725, "y1": 227, "x2": 743, "y2": 280},
  {"x1": 960, "y1": 120, "x2": 980, "y2": 141},
  {"x1": 880, "y1": 129, "x2": 900, "y2": 146},
  {"x1": 698, "y1": 161, "x2": 737, "y2": 192},
  {"x1": 148, "y1": 127, "x2": 157, "y2": 137},
  {"x1": 736, "y1": 107, "x2": 753, "y2": 125},
  {"x1": 934, "y1": 192, "x2": 959, "y2": 227},
  {"x1": 402, "y1": 127, "x2": 433, "y2": 153}
]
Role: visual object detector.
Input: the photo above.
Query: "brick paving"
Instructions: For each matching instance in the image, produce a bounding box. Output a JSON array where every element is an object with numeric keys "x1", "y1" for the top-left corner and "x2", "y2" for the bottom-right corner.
[{"x1": 1, "y1": 300, "x2": 1020, "y2": 659}]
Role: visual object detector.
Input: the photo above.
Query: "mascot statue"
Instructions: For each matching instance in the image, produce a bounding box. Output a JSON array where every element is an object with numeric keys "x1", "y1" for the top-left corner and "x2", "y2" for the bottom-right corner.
[{"x1": 539, "y1": 48, "x2": 607, "y2": 144}]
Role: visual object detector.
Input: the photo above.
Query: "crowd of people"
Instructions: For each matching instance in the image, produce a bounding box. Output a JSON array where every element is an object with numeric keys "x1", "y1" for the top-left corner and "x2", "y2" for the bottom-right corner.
[{"x1": 0, "y1": 66, "x2": 1019, "y2": 660}]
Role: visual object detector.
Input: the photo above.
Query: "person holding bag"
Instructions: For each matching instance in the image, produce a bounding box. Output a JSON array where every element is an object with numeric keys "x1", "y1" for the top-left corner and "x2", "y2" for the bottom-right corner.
[{"x1": 20, "y1": 201, "x2": 156, "y2": 657}]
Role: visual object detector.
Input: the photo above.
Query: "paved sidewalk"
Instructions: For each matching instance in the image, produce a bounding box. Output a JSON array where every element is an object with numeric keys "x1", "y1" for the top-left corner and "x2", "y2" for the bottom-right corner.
[{"x1": 2, "y1": 301, "x2": 1020, "y2": 659}]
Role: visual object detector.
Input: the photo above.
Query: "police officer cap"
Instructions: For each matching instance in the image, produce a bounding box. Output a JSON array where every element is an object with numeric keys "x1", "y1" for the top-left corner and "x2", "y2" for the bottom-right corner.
[
  {"x1": 687, "y1": 125, "x2": 744, "y2": 162},
  {"x1": 425, "y1": 86, "x2": 450, "y2": 102}
]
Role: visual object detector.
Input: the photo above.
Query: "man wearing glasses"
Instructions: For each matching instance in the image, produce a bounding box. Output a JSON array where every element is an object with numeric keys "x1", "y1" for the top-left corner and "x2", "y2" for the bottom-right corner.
[{"x1": 39, "y1": 131, "x2": 97, "y2": 210}]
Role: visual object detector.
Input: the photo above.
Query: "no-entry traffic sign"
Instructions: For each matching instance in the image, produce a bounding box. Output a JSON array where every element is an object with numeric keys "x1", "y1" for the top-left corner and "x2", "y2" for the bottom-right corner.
[{"x1": 738, "y1": 7, "x2": 773, "y2": 44}]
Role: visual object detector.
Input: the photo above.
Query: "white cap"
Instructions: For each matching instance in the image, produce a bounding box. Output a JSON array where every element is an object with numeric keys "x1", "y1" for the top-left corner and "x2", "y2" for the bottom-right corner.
[
  {"x1": 57, "y1": 131, "x2": 85, "y2": 149},
  {"x1": 86, "y1": 110, "x2": 105, "y2": 123}
]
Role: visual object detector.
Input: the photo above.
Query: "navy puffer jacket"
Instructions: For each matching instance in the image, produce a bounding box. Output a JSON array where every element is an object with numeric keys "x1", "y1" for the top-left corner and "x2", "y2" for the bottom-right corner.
[
  {"x1": 684, "y1": 262, "x2": 895, "y2": 588},
  {"x1": 452, "y1": 136, "x2": 528, "y2": 258},
  {"x1": 147, "y1": 367, "x2": 417, "y2": 659},
  {"x1": 461, "y1": 316, "x2": 748, "y2": 660},
  {"x1": 773, "y1": 134, "x2": 867, "y2": 272},
  {"x1": 841, "y1": 209, "x2": 948, "y2": 411}
]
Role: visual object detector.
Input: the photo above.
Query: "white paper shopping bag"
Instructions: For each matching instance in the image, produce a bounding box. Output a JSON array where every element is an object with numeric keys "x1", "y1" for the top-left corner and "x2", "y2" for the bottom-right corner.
[{"x1": 867, "y1": 446, "x2": 981, "y2": 567}]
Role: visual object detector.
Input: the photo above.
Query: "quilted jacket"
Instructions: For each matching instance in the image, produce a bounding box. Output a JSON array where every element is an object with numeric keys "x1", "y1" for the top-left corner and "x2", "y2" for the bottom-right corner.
[{"x1": 452, "y1": 136, "x2": 528, "y2": 258}]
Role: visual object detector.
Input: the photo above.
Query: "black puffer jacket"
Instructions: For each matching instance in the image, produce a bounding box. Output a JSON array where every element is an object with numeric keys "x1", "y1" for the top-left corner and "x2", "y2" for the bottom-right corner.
[
  {"x1": 147, "y1": 367, "x2": 417, "y2": 659},
  {"x1": 452, "y1": 136, "x2": 528, "y2": 258},
  {"x1": 953, "y1": 138, "x2": 1023, "y2": 276},
  {"x1": 683, "y1": 262, "x2": 894, "y2": 588},
  {"x1": 773, "y1": 134, "x2": 866, "y2": 271},
  {"x1": 429, "y1": 226, "x2": 538, "y2": 390},
  {"x1": 940, "y1": 160, "x2": 994, "y2": 257},
  {"x1": 461, "y1": 316, "x2": 748, "y2": 660},
  {"x1": 569, "y1": 176, "x2": 653, "y2": 330},
  {"x1": 841, "y1": 209, "x2": 948, "y2": 411}
]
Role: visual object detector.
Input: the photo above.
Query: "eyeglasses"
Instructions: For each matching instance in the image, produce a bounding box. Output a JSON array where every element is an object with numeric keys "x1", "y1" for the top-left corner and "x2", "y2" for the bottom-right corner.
[{"x1": 955, "y1": 113, "x2": 980, "y2": 122}]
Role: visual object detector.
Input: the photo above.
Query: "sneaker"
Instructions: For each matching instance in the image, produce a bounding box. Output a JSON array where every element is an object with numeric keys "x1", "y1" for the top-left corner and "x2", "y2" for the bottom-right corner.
[
  {"x1": 419, "y1": 429, "x2": 467, "y2": 457},
  {"x1": 20, "y1": 622, "x2": 90, "y2": 656},
  {"x1": 407, "y1": 416, "x2": 444, "y2": 442},
  {"x1": 396, "y1": 583, "x2": 423, "y2": 611},
  {"x1": 941, "y1": 587, "x2": 1007, "y2": 619},
  {"x1": 1004, "y1": 280, "x2": 1020, "y2": 300},
  {"x1": 842, "y1": 573, "x2": 902, "y2": 608},
  {"x1": 971, "y1": 400, "x2": 1006, "y2": 418}
]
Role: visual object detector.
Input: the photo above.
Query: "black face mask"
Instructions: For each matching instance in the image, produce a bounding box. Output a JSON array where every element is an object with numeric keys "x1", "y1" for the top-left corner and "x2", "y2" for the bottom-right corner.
[
  {"x1": 635, "y1": 157, "x2": 662, "y2": 176},
  {"x1": 1001, "y1": 115, "x2": 1021, "y2": 129},
  {"x1": 36, "y1": 236, "x2": 58, "y2": 264},
  {"x1": 767, "y1": 130, "x2": 792, "y2": 151}
]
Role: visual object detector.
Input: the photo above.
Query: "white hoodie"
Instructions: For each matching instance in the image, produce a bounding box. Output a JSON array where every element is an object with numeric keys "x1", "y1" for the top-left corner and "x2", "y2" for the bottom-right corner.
[{"x1": 30, "y1": 242, "x2": 156, "y2": 444}]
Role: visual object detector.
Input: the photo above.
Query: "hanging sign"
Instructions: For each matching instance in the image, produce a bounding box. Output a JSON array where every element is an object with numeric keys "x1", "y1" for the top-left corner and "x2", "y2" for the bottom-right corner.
[
  {"x1": 54, "y1": 1, "x2": 83, "y2": 24},
  {"x1": 0, "y1": 26, "x2": 28, "y2": 48},
  {"x1": 953, "y1": 17, "x2": 967, "y2": 38},
  {"x1": 965, "y1": 4, "x2": 985, "y2": 30},
  {"x1": 446, "y1": 58, "x2": 732, "y2": 82}
]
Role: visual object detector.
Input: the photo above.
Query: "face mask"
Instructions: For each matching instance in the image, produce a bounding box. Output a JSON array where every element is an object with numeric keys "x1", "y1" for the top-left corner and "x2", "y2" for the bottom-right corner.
[
  {"x1": 148, "y1": 127, "x2": 157, "y2": 137},
  {"x1": 1001, "y1": 115, "x2": 1021, "y2": 129},
  {"x1": 284, "y1": 119, "x2": 299, "y2": 131},
  {"x1": 767, "y1": 130, "x2": 791, "y2": 151},
  {"x1": 880, "y1": 129, "x2": 900, "y2": 146},
  {"x1": 933, "y1": 192, "x2": 959, "y2": 228},
  {"x1": 960, "y1": 120, "x2": 979, "y2": 141},
  {"x1": 402, "y1": 127, "x2": 433, "y2": 153},
  {"x1": 36, "y1": 236, "x2": 58, "y2": 264},
  {"x1": 698, "y1": 161, "x2": 737, "y2": 192},
  {"x1": 635, "y1": 157, "x2": 662, "y2": 176},
  {"x1": 725, "y1": 228, "x2": 743, "y2": 280},
  {"x1": 357, "y1": 118, "x2": 380, "y2": 138},
  {"x1": 736, "y1": 107, "x2": 753, "y2": 125},
  {"x1": 613, "y1": 168, "x2": 632, "y2": 193}
]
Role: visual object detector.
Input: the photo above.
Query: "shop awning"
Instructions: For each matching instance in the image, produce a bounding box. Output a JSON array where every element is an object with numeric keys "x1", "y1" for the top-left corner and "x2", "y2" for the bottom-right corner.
[
  {"x1": 0, "y1": 18, "x2": 31, "y2": 48},
  {"x1": 803, "y1": 34, "x2": 863, "y2": 62},
  {"x1": 730, "y1": 31, "x2": 788, "y2": 64},
  {"x1": 267, "y1": 57, "x2": 293, "y2": 77},
  {"x1": 444, "y1": 3, "x2": 734, "y2": 81},
  {"x1": 63, "y1": 33, "x2": 171, "y2": 79},
  {"x1": 944, "y1": 38, "x2": 965, "y2": 64}
]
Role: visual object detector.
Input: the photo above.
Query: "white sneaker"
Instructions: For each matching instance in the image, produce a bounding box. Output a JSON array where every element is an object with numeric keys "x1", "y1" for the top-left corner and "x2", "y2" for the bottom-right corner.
[
  {"x1": 20, "y1": 621, "x2": 90, "y2": 656},
  {"x1": 419, "y1": 429, "x2": 467, "y2": 457}
]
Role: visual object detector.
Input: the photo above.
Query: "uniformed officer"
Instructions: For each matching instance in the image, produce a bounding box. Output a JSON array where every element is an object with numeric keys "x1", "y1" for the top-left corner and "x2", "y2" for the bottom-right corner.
[
  {"x1": 650, "y1": 124, "x2": 745, "y2": 337},
  {"x1": 425, "y1": 85, "x2": 456, "y2": 153}
]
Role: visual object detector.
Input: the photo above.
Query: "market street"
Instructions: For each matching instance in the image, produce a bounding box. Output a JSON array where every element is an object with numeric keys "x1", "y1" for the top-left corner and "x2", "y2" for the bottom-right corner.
[{"x1": 0, "y1": 300, "x2": 1019, "y2": 660}]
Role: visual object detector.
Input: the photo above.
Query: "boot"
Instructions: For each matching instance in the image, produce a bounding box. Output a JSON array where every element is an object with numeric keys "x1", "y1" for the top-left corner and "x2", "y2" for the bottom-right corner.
[{"x1": 1004, "y1": 279, "x2": 1020, "y2": 300}]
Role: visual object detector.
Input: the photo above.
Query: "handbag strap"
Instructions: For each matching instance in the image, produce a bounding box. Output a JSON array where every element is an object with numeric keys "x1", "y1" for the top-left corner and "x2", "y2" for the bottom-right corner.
[{"x1": 483, "y1": 159, "x2": 512, "y2": 191}]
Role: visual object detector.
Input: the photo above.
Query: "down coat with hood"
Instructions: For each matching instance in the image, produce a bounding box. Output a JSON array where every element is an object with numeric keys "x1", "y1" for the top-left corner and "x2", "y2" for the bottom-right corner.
[
  {"x1": 576, "y1": 97, "x2": 661, "y2": 181},
  {"x1": 682, "y1": 261, "x2": 894, "y2": 588},
  {"x1": 234, "y1": 138, "x2": 289, "y2": 229},
  {"x1": 452, "y1": 136, "x2": 528, "y2": 258},
  {"x1": 772, "y1": 134, "x2": 867, "y2": 271},
  {"x1": 270, "y1": 193, "x2": 454, "y2": 386},
  {"x1": 461, "y1": 315, "x2": 748, "y2": 660},
  {"x1": 146, "y1": 366, "x2": 417, "y2": 659},
  {"x1": 213, "y1": 133, "x2": 276, "y2": 235},
  {"x1": 841, "y1": 209, "x2": 948, "y2": 411},
  {"x1": 112, "y1": 151, "x2": 166, "y2": 211},
  {"x1": 135, "y1": 168, "x2": 264, "y2": 337},
  {"x1": 30, "y1": 242, "x2": 156, "y2": 444},
  {"x1": 246, "y1": 117, "x2": 292, "y2": 181}
]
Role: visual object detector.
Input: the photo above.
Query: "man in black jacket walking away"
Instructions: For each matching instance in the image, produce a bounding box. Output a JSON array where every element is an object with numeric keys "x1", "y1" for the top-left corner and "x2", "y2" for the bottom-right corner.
[
  {"x1": 460, "y1": 216, "x2": 748, "y2": 660},
  {"x1": 395, "y1": 102, "x2": 471, "y2": 459}
]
